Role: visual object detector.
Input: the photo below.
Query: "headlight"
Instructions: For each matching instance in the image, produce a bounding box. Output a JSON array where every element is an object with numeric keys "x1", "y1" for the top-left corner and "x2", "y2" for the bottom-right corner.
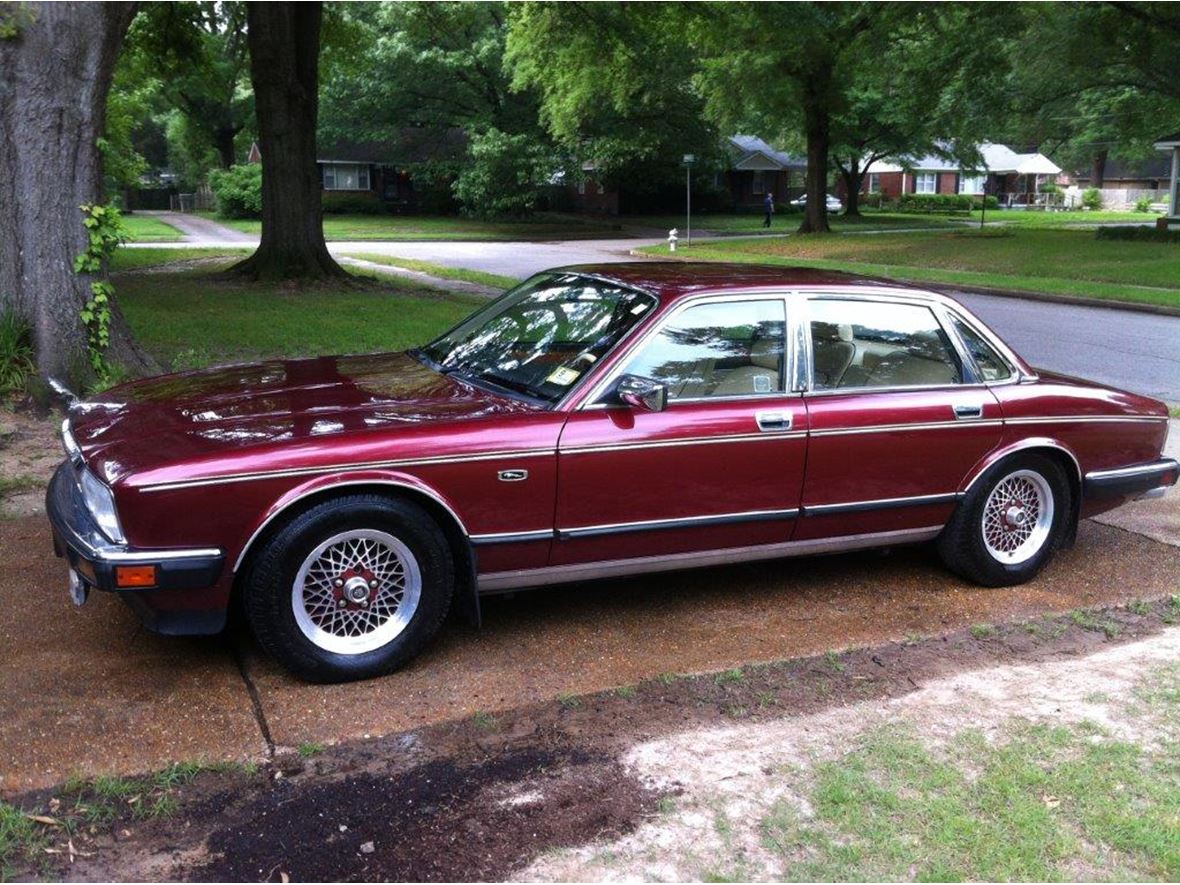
[{"x1": 78, "y1": 467, "x2": 126, "y2": 544}]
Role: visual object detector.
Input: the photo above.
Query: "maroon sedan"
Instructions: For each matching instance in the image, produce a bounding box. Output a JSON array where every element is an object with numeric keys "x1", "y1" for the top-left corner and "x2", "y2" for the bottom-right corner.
[{"x1": 48, "y1": 263, "x2": 1177, "y2": 681}]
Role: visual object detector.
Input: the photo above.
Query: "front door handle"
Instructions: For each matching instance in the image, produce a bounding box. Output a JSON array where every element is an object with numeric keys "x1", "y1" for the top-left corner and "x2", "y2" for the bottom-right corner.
[
  {"x1": 756, "y1": 410, "x2": 793, "y2": 432},
  {"x1": 953, "y1": 404, "x2": 983, "y2": 420}
]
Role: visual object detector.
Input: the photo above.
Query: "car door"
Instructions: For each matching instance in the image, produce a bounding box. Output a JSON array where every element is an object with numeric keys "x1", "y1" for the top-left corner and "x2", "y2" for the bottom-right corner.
[
  {"x1": 796, "y1": 293, "x2": 1004, "y2": 541},
  {"x1": 552, "y1": 294, "x2": 809, "y2": 566}
]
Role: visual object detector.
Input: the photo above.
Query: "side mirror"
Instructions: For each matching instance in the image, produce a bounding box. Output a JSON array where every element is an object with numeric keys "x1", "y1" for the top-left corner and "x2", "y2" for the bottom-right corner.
[{"x1": 615, "y1": 374, "x2": 668, "y2": 413}]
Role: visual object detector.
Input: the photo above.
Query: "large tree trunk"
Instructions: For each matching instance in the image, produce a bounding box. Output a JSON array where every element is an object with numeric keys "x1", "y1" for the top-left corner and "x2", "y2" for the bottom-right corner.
[
  {"x1": 231, "y1": 2, "x2": 346, "y2": 281},
  {"x1": 1091, "y1": 149, "x2": 1108, "y2": 189},
  {"x1": 797, "y1": 75, "x2": 832, "y2": 235},
  {"x1": 839, "y1": 162, "x2": 864, "y2": 217},
  {"x1": 0, "y1": 2, "x2": 151, "y2": 382},
  {"x1": 214, "y1": 126, "x2": 240, "y2": 169}
]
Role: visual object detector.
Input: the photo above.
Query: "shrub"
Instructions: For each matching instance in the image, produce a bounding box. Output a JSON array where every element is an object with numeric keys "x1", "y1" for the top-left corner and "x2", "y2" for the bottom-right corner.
[
  {"x1": 1082, "y1": 187, "x2": 1103, "y2": 211},
  {"x1": 321, "y1": 190, "x2": 385, "y2": 215},
  {"x1": 859, "y1": 192, "x2": 885, "y2": 209},
  {"x1": 897, "y1": 193, "x2": 974, "y2": 213},
  {"x1": 0, "y1": 311, "x2": 35, "y2": 397},
  {"x1": 1095, "y1": 225, "x2": 1180, "y2": 243},
  {"x1": 209, "y1": 163, "x2": 262, "y2": 219},
  {"x1": 453, "y1": 128, "x2": 557, "y2": 218},
  {"x1": 1134, "y1": 195, "x2": 1153, "y2": 213}
]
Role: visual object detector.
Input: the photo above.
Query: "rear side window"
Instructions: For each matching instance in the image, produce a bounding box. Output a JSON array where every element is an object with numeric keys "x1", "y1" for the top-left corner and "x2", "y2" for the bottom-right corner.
[
  {"x1": 949, "y1": 315, "x2": 1013, "y2": 382},
  {"x1": 809, "y1": 299, "x2": 963, "y2": 390}
]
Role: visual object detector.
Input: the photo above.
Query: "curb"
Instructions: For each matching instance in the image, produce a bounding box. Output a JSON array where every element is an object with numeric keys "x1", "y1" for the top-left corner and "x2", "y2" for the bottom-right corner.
[{"x1": 627, "y1": 249, "x2": 1180, "y2": 319}]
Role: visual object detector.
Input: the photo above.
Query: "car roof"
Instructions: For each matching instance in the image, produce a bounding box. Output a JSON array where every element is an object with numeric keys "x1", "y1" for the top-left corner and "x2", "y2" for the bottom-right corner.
[{"x1": 554, "y1": 261, "x2": 905, "y2": 304}]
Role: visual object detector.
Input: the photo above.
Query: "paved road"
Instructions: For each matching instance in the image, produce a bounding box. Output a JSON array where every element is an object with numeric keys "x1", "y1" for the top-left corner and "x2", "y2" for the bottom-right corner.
[{"x1": 134, "y1": 214, "x2": 1180, "y2": 403}]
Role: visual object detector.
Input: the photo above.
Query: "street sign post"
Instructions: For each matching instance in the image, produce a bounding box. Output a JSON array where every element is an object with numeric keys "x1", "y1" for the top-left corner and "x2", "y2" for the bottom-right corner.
[{"x1": 683, "y1": 154, "x2": 695, "y2": 247}]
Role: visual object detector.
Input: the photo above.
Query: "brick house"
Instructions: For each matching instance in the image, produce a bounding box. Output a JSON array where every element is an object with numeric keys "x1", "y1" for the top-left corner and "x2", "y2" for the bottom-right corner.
[{"x1": 861, "y1": 143, "x2": 1061, "y2": 205}]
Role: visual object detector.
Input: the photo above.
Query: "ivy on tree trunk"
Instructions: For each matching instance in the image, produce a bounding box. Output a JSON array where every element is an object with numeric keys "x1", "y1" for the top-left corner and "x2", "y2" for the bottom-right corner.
[
  {"x1": 231, "y1": 2, "x2": 346, "y2": 281},
  {"x1": 0, "y1": 1, "x2": 152, "y2": 383}
]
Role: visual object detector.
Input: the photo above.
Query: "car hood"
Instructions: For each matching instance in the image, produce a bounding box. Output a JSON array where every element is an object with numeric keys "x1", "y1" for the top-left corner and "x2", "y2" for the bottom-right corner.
[{"x1": 69, "y1": 351, "x2": 537, "y2": 484}]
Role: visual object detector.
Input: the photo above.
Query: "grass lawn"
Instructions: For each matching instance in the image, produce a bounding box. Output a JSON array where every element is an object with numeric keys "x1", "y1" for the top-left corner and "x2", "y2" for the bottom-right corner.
[
  {"x1": 112, "y1": 250, "x2": 482, "y2": 371},
  {"x1": 120, "y1": 214, "x2": 184, "y2": 243},
  {"x1": 204, "y1": 212, "x2": 622, "y2": 242},
  {"x1": 111, "y1": 247, "x2": 250, "y2": 272},
  {"x1": 646, "y1": 228, "x2": 1180, "y2": 309},
  {"x1": 342, "y1": 253, "x2": 518, "y2": 290},
  {"x1": 965, "y1": 208, "x2": 1164, "y2": 228},
  {"x1": 632, "y1": 209, "x2": 960, "y2": 234}
]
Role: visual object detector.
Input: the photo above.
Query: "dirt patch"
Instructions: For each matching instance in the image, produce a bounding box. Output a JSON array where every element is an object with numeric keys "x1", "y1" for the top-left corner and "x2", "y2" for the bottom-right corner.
[
  {"x1": 7, "y1": 598, "x2": 1178, "y2": 882},
  {"x1": 0, "y1": 406, "x2": 61, "y2": 518}
]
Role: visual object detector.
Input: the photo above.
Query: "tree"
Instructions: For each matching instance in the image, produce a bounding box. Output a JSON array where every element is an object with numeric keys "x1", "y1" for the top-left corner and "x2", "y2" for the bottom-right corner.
[
  {"x1": 0, "y1": 2, "x2": 150, "y2": 381},
  {"x1": 230, "y1": 2, "x2": 346, "y2": 281}
]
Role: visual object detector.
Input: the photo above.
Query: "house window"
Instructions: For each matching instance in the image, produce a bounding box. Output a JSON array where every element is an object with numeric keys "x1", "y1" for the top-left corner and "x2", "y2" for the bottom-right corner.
[
  {"x1": 752, "y1": 171, "x2": 766, "y2": 194},
  {"x1": 867, "y1": 173, "x2": 881, "y2": 193},
  {"x1": 322, "y1": 163, "x2": 370, "y2": 191},
  {"x1": 915, "y1": 172, "x2": 937, "y2": 194},
  {"x1": 960, "y1": 174, "x2": 985, "y2": 194}
]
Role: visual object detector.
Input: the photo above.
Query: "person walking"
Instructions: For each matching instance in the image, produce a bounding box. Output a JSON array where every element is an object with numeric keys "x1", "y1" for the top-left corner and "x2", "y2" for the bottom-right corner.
[{"x1": 763, "y1": 191, "x2": 774, "y2": 228}]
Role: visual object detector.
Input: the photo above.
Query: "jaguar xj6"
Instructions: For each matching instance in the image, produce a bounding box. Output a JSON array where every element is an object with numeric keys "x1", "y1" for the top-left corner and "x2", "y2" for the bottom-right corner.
[{"x1": 48, "y1": 263, "x2": 1177, "y2": 681}]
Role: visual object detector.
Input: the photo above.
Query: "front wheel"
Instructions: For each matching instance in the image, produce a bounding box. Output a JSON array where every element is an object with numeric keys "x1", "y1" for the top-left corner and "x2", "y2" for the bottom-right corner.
[
  {"x1": 244, "y1": 494, "x2": 454, "y2": 683},
  {"x1": 938, "y1": 454, "x2": 1071, "y2": 587}
]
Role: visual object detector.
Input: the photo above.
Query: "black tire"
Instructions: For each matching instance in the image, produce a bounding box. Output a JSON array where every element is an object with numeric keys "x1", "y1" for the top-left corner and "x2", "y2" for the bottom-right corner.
[
  {"x1": 937, "y1": 453, "x2": 1072, "y2": 587},
  {"x1": 243, "y1": 494, "x2": 454, "y2": 683}
]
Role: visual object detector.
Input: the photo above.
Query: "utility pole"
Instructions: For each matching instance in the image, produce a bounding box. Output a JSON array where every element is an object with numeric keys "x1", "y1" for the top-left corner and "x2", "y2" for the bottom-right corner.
[{"x1": 683, "y1": 154, "x2": 695, "y2": 247}]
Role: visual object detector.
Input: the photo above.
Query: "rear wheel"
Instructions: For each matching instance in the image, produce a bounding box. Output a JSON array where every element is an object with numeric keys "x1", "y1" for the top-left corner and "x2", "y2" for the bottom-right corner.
[
  {"x1": 244, "y1": 494, "x2": 453, "y2": 683},
  {"x1": 938, "y1": 454, "x2": 1071, "y2": 587}
]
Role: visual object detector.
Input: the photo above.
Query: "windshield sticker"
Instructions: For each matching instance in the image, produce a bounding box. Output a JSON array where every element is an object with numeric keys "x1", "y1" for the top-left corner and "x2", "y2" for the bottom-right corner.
[
  {"x1": 546, "y1": 367, "x2": 582, "y2": 386},
  {"x1": 630, "y1": 303, "x2": 650, "y2": 315}
]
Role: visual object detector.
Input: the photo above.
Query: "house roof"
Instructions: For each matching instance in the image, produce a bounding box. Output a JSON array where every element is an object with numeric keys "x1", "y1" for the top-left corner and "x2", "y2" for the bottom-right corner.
[
  {"x1": 727, "y1": 135, "x2": 806, "y2": 171},
  {"x1": 867, "y1": 142, "x2": 1061, "y2": 176},
  {"x1": 316, "y1": 128, "x2": 468, "y2": 167},
  {"x1": 1155, "y1": 132, "x2": 1180, "y2": 149}
]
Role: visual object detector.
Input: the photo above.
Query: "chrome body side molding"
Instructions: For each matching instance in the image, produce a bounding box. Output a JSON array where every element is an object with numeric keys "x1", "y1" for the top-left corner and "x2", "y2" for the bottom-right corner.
[
  {"x1": 557, "y1": 507, "x2": 800, "y2": 540},
  {"x1": 802, "y1": 492, "x2": 962, "y2": 516},
  {"x1": 477, "y1": 525, "x2": 943, "y2": 593}
]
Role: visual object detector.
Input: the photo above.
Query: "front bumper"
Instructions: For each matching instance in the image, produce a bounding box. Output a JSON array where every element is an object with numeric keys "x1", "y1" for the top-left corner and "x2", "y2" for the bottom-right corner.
[
  {"x1": 46, "y1": 461, "x2": 225, "y2": 599},
  {"x1": 1083, "y1": 458, "x2": 1180, "y2": 500}
]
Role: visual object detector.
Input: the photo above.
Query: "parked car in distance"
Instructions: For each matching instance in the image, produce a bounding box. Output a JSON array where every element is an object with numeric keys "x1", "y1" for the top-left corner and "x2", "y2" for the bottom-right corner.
[
  {"x1": 790, "y1": 193, "x2": 844, "y2": 212},
  {"x1": 48, "y1": 263, "x2": 1177, "y2": 682}
]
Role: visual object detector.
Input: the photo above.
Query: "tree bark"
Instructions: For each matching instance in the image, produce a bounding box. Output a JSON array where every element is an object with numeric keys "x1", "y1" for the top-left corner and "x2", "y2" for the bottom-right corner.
[
  {"x1": 0, "y1": 2, "x2": 152, "y2": 382},
  {"x1": 839, "y1": 162, "x2": 864, "y2": 217},
  {"x1": 1090, "y1": 148, "x2": 1108, "y2": 189},
  {"x1": 797, "y1": 74, "x2": 832, "y2": 234},
  {"x1": 231, "y1": 2, "x2": 346, "y2": 281},
  {"x1": 214, "y1": 126, "x2": 241, "y2": 169}
]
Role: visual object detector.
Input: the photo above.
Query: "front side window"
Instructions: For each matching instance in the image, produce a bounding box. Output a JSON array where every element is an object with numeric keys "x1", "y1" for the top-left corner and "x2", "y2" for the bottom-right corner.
[
  {"x1": 422, "y1": 274, "x2": 656, "y2": 405},
  {"x1": 915, "y1": 172, "x2": 937, "y2": 194},
  {"x1": 619, "y1": 299, "x2": 786, "y2": 400},
  {"x1": 809, "y1": 299, "x2": 963, "y2": 391},
  {"x1": 949, "y1": 315, "x2": 1012, "y2": 382}
]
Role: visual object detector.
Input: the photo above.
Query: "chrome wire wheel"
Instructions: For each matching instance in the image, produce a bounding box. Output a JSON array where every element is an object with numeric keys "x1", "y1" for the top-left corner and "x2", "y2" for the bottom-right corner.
[
  {"x1": 291, "y1": 529, "x2": 422, "y2": 655},
  {"x1": 980, "y1": 469, "x2": 1054, "y2": 565}
]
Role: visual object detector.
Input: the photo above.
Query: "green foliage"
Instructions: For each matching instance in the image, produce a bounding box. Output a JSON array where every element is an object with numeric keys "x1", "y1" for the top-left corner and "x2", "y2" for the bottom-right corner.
[
  {"x1": 296, "y1": 742, "x2": 326, "y2": 758},
  {"x1": 1082, "y1": 187, "x2": 1103, "y2": 210},
  {"x1": 452, "y1": 128, "x2": 558, "y2": 218},
  {"x1": 73, "y1": 204, "x2": 126, "y2": 385},
  {"x1": 1134, "y1": 195, "x2": 1153, "y2": 213},
  {"x1": 208, "y1": 164, "x2": 262, "y2": 219},
  {"x1": 0, "y1": 312, "x2": 35, "y2": 398},
  {"x1": 322, "y1": 191, "x2": 385, "y2": 215},
  {"x1": 1096, "y1": 225, "x2": 1180, "y2": 244},
  {"x1": 897, "y1": 193, "x2": 975, "y2": 213}
]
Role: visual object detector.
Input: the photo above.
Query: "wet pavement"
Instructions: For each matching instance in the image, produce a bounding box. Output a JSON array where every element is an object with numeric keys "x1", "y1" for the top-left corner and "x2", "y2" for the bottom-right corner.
[{"x1": 3, "y1": 507, "x2": 1179, "y2": 796}]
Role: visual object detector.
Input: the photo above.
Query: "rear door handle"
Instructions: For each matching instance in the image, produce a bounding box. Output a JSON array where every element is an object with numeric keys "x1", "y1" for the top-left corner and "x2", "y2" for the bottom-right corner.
[
  {"x1": 756, "y1": 410, "x2": 793, "y2": 432},
  {"x1": 953, "y1": 404, "x2": 983, "y2": 420}
]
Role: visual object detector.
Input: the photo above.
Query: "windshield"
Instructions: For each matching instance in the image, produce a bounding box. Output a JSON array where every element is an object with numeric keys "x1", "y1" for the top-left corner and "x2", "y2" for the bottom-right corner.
[{"x1": 420, "y1": 273, "x2": 657, "y2": 404}]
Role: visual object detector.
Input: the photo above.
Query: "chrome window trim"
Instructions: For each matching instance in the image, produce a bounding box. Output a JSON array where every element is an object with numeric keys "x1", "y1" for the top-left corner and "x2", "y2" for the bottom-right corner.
[
  {"x1": 141, "y1": 447, "x2": 556, "y2": 493},
  {"x1": 232, "y1": 478, "x2": 472, "y2": 573},
  {"x1": 939, "y1": 306, "x2": 1020, "y2": 386},
  {"x1": 558, "y1": 506, "x2": 800, "y2": 540},
  {"x1": 574, "y1": 288, "x2": 801, "y2": 411},
  {"x1": 477, "y1": 525, "x2": 945, "y2": 593}
]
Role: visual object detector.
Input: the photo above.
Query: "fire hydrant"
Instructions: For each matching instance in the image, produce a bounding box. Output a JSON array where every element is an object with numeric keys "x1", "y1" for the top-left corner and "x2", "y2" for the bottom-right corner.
[{"x1": 668, "y1": 228, "x2": 679, "y2": 252}]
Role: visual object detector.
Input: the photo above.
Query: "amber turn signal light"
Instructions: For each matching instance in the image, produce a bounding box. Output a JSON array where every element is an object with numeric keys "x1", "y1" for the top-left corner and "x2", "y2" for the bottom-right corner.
[{"x1": 115, "y1": 565, "x2": 157, "y2": 588}]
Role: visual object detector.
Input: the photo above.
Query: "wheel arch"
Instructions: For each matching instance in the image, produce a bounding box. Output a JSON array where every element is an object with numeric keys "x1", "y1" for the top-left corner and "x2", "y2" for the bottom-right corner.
[
  {"x1": 961, "y1": 437, "x2": 1083, "y2": 547},
  {"x1": 232, "y1": 472, "x2": 480, "y2": 627}
]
